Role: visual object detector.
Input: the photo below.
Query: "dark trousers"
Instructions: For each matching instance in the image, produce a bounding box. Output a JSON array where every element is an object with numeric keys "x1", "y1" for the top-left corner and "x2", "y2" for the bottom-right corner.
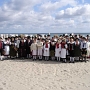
[{"x1": 0, "y1": 49, "x2": 3, "y2": 56}]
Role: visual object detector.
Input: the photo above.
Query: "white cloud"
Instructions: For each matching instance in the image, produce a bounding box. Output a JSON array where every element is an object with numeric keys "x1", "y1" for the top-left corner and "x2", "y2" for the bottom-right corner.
[
  {"x1": 40, "y1": 0, "x2": 77, "y2": 12},
  {"x1": 55, "y1": 4, "x2": 90, "y2": 19},
  {"x1": 0, "y1": 0, "x2": 90, "y2": 33}
]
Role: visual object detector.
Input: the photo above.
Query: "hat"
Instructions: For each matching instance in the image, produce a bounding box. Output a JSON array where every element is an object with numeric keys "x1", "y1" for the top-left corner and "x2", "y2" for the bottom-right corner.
[
  {"x1": 65, "y1": 34, "x2": 68, "y2": 36},
  {"x1": 75, "y1": 38, "x2": 79, "y2": 41},
  {"x1": 27, "y1": 36, "x2": 30, "y2": 39},
  {"x1": 44, "y1": 35, "x2": 46, "y2": 37},
  {"x1": 38, "y1": 38, "x2": 40, "y2": 40},
  {"x1": 47, "y1": 34, "x2": 50, "y2": 37}
]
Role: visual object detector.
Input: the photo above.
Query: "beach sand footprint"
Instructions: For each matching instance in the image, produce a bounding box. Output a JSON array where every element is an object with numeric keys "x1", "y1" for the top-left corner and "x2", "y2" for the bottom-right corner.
[
  {"x1": 0, "y1": 88, "x2": 3, "y2": 90},
  {"x1": 2, "y1": 82, "x2": 6, "y2": 86}
]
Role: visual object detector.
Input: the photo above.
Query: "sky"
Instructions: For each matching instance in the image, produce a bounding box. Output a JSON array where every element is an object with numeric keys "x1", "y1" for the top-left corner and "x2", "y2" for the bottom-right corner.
[{"x1": 0, "y1": 0, "x2": 90, "y2": 33}]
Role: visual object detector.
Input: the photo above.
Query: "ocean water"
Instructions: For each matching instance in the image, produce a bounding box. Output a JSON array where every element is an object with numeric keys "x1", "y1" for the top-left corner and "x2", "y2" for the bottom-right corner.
[
  {"x1": 0, "y1": 33, "x2": 90, "y2": 37},
  {"x1": 13, "y1": 33, "x2": 90, "y2": 37}
]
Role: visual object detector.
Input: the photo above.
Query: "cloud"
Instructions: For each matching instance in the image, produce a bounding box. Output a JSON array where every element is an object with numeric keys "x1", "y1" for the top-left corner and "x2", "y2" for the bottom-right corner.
[
  {"x1": 4, "y1": 0, "x2": 42, "y2": 11},
  {"x1": 0, "y1": 0, "x2": 90, "y2": 33},
  {"x1": 40, "y1": 0, "x2": 77, "y2": 12},
  {"x1": 55, "y1": 4, "x2": 90, "y2": 19}
]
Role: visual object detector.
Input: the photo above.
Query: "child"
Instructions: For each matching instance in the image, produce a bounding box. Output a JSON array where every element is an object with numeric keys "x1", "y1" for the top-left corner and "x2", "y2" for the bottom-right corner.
[
  {"x1": 37, "y1": 39, "x2": 43, "y2": 60},
  {"x1": 43, "y1": 40, "x2": 50, "y2": 61},
  {"x1": 68, "y1": 38, "x2": 75, "y2": 63},
  {"x1": 55, "y1": 40, "x2": 61, "y2": 61},
  {"x1": 50, "y1": 41, "x2": 55, "y2": 61},
  {"x1": 31, "y1": 40, "x2": 37, "y2": 60},
  {"x1": 61, "y1": 39, "x2": 67, "y2": 63}
]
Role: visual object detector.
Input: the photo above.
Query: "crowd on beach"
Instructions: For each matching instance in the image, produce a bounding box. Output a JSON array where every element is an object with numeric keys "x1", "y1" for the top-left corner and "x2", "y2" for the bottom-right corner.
[{"x1": 0, "y1": 33, "x2": 90, "y2": 63}]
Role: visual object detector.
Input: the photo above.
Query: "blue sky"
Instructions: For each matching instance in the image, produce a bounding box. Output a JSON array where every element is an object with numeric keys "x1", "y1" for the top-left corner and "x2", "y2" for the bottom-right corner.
[{"x1": 0, "y1": 0, "x2": 90, "y2": 33}]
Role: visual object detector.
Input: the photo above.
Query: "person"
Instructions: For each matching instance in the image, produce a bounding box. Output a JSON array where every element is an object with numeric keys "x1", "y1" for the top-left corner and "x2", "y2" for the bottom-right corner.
[
  {"x1": 15, "y1": 36, "x2": 21, "y2": 58},
  {"x1": 9, "y1": 37, "x2": 17, "y2": 59},
  {"x1": 68, "y1": 37, "x2": 75, "y2": 63},
  {"x1": 66, "y1": 37, "x2": 70, "y2": 60},
  {"x1": 55, "y1": 40, "x2": 61, "y2": 61},
  {"x1": 4, "y1": 38, "x2": 10, "y2": 59},
  {"x1": 31, "y1": 39, "x2": 37, "y2": 60},
  {"x1": 19, "y1": 38, "x2": 26, "y2": 59},
  {"x1": 74, "y1": 38, "x2": 81, "y2": 61},
  {"x1": 43, "y1": 40, "x2": 50, "y2": 61},
  {"x1": 50, "y1": 40, "x2": 55, "y2": 61},
  {"x1": 26, "y1": 36, "x2": 32, "y2": 59},
  {"x1": 80, "y1": 37, "x2": 88, "y2": 62},
  {"x1": 86, "y1": 38, "x2": 90, "y2": 58},
  {"x1": 37, "y1": 39, "x2": 43, "y2": 60},
  {"x1": 0, "y1": 37, "x2": 4, "y2": 61},
  {"x1": 61, "y1": 38, "x2": 67, "y2": 62}
]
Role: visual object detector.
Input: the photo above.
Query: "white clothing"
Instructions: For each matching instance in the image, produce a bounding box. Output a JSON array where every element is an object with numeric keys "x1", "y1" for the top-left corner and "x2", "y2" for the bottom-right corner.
[
  {"x1": 37, "y1": 42, "x2": 43, "y2": 56},
  {"x1": 4, "y1": 41, "x2": 10, "y2": 55},
  {"x1": 87, "y1": 41, "x2": 90, "y2": 57},
  {"x1": 31, "y1": 43, "x2": 37, "y2": 55},
  {"x1": 55, "y1": 44, "x2": 61, "y2": 57},
  {"x1": 61, "y1": 44, "x2": 67, "y2": 58},
  {"x1": 4, "y1": 46, "x2": 10, "y2": 55},
  {"x1": 43, "y1": 44, "x2": 50, "y2": 56}
]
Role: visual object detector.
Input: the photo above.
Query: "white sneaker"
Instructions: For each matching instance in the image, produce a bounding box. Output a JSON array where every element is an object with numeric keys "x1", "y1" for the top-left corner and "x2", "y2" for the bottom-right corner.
[{"x1": 0, "y1": 56, "x2": 3, "y2": 61}]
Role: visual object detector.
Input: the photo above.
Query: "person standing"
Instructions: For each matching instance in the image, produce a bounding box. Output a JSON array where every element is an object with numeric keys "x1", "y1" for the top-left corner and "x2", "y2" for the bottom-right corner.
[
  {"x1": 61, "y1": 39, "x2": 67, "y2": 63},
  {"x1": 19, "y1": 38, "x2": 26, "y2": 59},
  {"x1": 4, "y1": 38, "x2": 10, "y2": 59},
  {"x1": 50, "y1": 40, "x2": 55, "y2": 61},
  {"x1": 55, "y1": 40, "x2": 61, "y2": 61},
  {"x1": 9, "y1": 37, "x2": 17, "y2": 59},
  {"x1": 74, "y1": 38, "x2": 81, "y2": 61},
  {"x1": 0, "y1": 37, "x2": 4, "y2": 61},
  {"x1": 68, "y1": 38, "x2": 75, "y2": 63},
  {"x1": 86, "y1": 39, "x2": 90, "y2": 58},
  {"x1": 37, "y1": 39, "x2": 43, "y2": 60},
  {"x1": 26, "y1": 36, "x2": 32, "y2": 59},
  {"x1": 15, "y1": 36, "x2": 21, "y2": 58},
  {"x1": 31, "y1": 39, "x2": 37, "y2": 60},
  {"x1": 43, "y1": 40, "x2": 50, "y2": 61},
  {"x1": 80, "y1": 37, "x2": 88, "y2": 62}
]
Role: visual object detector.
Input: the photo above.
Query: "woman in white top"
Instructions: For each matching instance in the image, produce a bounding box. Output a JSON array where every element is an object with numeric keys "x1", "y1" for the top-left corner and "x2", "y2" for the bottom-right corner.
[
  {"x1": 4, "y1": 38, "x2": 10, "y2": 59},
  {"x1": 31, "y1": 40, "x2": 37, "y2": 60},
  {"x1": 55, "y1": 40, "x2": 61, "y2": 61},
  {"x1": 43, "y1": 40, "x2": 50, "y2": 61}
]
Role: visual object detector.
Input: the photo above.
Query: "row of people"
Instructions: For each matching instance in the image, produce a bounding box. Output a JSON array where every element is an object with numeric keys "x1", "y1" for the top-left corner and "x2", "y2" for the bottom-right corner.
[{"x1": 0, "y1": 35, "x2": 90, "y2": 63}]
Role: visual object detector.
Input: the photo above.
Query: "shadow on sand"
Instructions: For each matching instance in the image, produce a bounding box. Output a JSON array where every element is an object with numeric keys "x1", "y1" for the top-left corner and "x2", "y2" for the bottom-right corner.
[{"x1": 9, "y1": 58, "x2": 90, "y2": 64}]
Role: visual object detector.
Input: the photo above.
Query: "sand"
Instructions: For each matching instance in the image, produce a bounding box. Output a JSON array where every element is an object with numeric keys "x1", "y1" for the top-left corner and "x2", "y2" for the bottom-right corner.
[{"x1": 0, "y1": 59, "x2": 90, "y2": 90}]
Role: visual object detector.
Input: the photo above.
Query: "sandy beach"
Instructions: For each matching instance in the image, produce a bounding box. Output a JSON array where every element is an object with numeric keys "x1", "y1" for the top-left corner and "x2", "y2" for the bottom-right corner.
[{"x1": 0, "y1": 59, "x2": 90, "y2": 90}]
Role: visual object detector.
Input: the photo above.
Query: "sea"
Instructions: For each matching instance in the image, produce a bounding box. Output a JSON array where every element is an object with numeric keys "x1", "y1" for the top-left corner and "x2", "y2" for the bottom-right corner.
[{"x1": 0, "y1": 33, "x2": 90, "y2": 38}]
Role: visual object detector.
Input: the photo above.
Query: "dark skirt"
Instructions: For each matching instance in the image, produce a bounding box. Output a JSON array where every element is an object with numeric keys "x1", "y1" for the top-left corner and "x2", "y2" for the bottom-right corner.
[
  {"x1": 10, "y1": 45, "x2": 17, "y2": 57},
  {"x1": 19, "y1": 48, "x2": 26, "y2": 57},
  {"x1": 26, "y1": 47, "x2": 31, "y2": 54},
  {"x1": 69, "y1": 50, "x2": 74, "y2": 57},
  {"x1": 74, "y1": 47, "x2": 81, "y2": 57},
  {"x1": 0, "y1": 49, "x2": 3, "y2": 55},
  {"x1": 50, "y1": 50, "x2": 55, "y2": 57}
]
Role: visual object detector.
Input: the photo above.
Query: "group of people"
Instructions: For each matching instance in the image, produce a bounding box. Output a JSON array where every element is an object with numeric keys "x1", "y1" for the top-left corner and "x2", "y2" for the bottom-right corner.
[{"x1": 0, "y1": 34, "x2": 90, "y2": 63}]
